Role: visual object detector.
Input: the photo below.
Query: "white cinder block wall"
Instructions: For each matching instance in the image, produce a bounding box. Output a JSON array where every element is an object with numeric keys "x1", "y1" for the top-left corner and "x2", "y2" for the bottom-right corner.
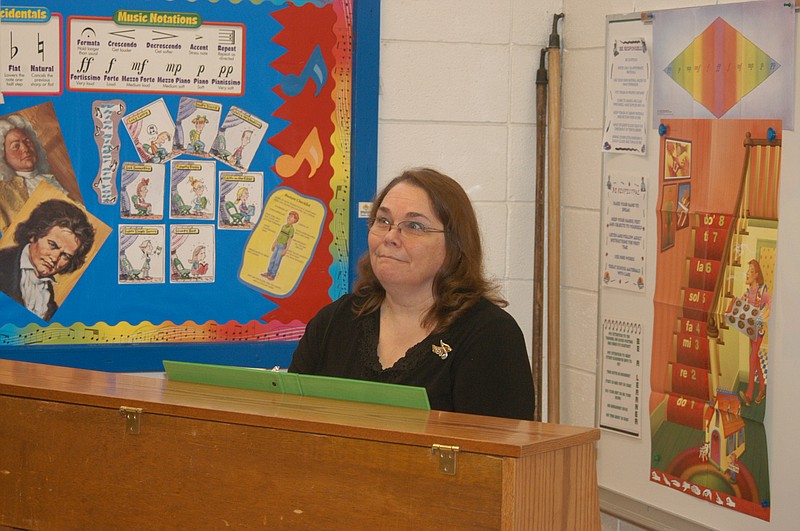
[
  {"x1": 378, "y1": 0, "x2": 562, "y2": 413},
  {"x1": 378, "y1": 1, "x2": 652, "y2": 529}
]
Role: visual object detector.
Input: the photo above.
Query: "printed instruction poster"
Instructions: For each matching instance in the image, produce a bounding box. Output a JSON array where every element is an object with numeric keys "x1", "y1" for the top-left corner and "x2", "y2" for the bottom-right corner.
[
  {"x1": 602, "y1": 174, "x2": 647, "y2": 292},
  {"x1": 600, "y1": 319, "x2": 643, "y2": 437},
  {"x1": 603, "y1": 37, "x2": 650, "y2": 154}
]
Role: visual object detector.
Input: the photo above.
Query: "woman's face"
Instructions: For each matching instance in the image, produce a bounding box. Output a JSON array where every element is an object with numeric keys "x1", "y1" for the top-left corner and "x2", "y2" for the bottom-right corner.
[
  {"x1": 368, "y1": 182, "x2": 446, "y2": 297},
  {"x1": 746, "y1": 263, "x2": 757, "y2": 285}
]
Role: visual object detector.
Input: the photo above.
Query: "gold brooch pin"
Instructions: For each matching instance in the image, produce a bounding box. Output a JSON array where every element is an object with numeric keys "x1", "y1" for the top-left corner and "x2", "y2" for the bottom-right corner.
[{"x1": 432, "y1": 340, "x2": 452, "y2": 360}]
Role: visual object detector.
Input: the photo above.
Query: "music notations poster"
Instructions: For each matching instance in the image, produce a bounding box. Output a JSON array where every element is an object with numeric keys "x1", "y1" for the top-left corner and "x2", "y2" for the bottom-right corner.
[{"x1": 0, "y1": 0, "x2": 370, "y2": 370}]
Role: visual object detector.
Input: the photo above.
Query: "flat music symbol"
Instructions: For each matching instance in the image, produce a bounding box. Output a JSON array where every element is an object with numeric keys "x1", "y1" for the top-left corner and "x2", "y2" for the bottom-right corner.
[
  {"x1": 275, "y1": 127, "x2": 323, "y2": 178},
  {"x1": 281, "y1": 45, "x2": 328, "y2": 97}
]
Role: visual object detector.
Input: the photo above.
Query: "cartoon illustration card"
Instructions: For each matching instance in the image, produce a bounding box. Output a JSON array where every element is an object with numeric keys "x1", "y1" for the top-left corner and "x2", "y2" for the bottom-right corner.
[
  {"x1": 218, "y1": 171, "x2": 263, "y2": 230},
  {"x1": 0, "y1": 182, "x2": 111, "y2": 322},
  {"x1": 169, "y1": 224, "x2": 215, "y2": 283},
  {"x1": 239, "y1": 187, "x2": 325, "y2": 298},
  {"x1": 173, "y1": 97, "x2": 223, "y2": 157},
  {"x1": 169, "y1": 160, "x2": 216, "y2": 220},
  {"x1": 120, "y1": 163, "x2": 165, "y2": 220},
  {"x1": 209, "y1": 106, "x2": 268, "y2": 172},
  {"x1": 122, "y1": 98, "x2": 178, "y2": 165},
  {"x1": 118, "y1": 225, "x2": 166, "y2": 284}
]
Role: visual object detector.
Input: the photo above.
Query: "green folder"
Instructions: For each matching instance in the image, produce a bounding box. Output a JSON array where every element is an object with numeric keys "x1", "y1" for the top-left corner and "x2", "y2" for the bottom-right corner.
[{"x1": 163, "y1": 360, "x2": 431, "y2": 410}]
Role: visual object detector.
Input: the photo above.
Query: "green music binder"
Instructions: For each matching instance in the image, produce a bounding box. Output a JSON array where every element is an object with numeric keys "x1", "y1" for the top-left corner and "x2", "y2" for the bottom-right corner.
[{"x1": 163, "y1": 360, "x2": 431, "y2": 410}]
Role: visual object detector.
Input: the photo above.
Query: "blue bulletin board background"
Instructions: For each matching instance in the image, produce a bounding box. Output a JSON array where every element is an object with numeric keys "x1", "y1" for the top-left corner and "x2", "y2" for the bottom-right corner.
[{"x1": 0, "y1": 0, "x2": 378, "y2": 371}]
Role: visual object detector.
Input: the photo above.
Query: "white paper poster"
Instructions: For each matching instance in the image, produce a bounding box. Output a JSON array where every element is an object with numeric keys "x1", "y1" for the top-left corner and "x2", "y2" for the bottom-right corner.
[
  {"x1": 599, "y1": 319, "x2": 643, "y2": 437},
  {"x1": 602, "y1": 174, "x2": 647, "y2": 292},
  {"x1": 603, "y1": 37, "x2": 650, "y2": 154}
]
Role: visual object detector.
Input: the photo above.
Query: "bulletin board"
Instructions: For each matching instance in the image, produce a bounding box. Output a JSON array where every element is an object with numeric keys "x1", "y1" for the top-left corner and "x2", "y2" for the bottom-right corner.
[
  {"x1": 0, "y1": 0, "x2": 379, "y2": 371},
  {"x1": 597, "y1": 7, "x2": 800, "y2": 531}
]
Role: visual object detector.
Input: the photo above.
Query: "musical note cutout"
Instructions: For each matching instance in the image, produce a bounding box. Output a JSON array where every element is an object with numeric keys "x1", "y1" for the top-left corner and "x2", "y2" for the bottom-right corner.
[
  {"x1": 92, "y1": 99, "x2": 125, "y2": 204},
  {"x1": 281, "y1": 45, "x2": 328, "y2": 97},
  {"x1": 275, "y1": 127, "x2": 323, "y2": 178}
]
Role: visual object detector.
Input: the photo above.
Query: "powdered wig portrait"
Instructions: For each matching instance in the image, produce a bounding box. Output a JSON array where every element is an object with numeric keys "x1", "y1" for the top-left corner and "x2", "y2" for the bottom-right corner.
[{"x1": 0, "y1": 114, "x2": 52, "y2": 181}]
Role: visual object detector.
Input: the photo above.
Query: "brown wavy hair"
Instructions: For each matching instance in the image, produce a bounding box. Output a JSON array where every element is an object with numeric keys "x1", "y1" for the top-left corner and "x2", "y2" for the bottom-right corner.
[
  {"x1": 14, "y1": 199, "x2": 96, "y2": 273},
  {"x1": 353, "y1": 167, "x2": 506, "y2": 332}
]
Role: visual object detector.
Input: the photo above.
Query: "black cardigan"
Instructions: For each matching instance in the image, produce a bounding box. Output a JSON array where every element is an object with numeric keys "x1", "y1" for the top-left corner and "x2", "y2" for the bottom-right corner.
[{"x1": 289, "y1": 294, "x2": 535, "y2": 420}]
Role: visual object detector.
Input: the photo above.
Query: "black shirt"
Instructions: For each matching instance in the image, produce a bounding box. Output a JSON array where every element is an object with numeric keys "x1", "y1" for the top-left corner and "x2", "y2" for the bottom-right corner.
[{"x1": 289, "y1": 294, "x2": 535, "y2": 420}]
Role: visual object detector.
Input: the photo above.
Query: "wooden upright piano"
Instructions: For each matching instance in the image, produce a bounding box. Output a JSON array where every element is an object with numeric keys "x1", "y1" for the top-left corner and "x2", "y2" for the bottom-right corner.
[{"x1": 0, "y1": 359, "x2": 600, "y2": 529}]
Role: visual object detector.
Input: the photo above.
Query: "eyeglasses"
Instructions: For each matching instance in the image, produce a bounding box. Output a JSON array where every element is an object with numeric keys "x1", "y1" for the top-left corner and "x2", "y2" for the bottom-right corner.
[{"x1": 369, "y1": 216, "x2": 445, "y2": 238}]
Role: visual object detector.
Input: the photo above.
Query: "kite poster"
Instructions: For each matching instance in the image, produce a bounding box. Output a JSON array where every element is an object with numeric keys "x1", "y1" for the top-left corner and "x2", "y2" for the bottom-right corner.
[{"x1": 653, "y1": 0, "x2": 795, "y2": 128}]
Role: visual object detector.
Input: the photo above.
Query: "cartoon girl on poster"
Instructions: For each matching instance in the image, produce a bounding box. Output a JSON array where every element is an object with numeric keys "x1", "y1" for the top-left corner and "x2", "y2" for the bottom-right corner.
[
  {"x1": 189, "y1": 176, "x2": 208, "y2": 215},
  {"x1": 235, "y1": 186, "x2": 256, "y2": 223},
  {"x1": 738, "y1": 258, "x2": 772, "y2": 407},
  {"x1": 190, "y1": 244, "x2": 209, "y2": 277}
]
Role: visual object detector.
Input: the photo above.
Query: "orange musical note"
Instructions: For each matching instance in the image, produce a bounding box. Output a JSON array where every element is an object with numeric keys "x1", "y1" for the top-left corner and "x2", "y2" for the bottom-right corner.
[{"x1": 275, "y1": 127, "x2": 323, "y2": 179}]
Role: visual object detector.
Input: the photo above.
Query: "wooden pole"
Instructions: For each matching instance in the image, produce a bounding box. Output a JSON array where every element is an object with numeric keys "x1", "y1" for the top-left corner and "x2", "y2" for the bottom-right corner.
[
  {"x1": 533, "y1": 48, "x2": 548, "y2": 422},
  {"x1": 547, "y1": 13, "x2": 564, "y2": 423}
]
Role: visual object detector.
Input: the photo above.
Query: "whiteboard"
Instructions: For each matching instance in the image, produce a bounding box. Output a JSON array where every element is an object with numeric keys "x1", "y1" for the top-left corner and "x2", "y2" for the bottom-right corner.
[{"x1": 596, "y1": 12, "x2": 800, "y2": 530}]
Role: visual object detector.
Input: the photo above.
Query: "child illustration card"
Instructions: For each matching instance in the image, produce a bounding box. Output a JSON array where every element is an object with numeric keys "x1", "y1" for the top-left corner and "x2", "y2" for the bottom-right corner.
[
  {"x1": 210, "y1": 106, "x2": 267, "y2": 172},
  {"x1": 239, "y1": 187, "x2": 325, "y2": 298},
  {"x1": 118, "y1": 225, "x2": 166, "y2": 284},
  {"x1": 169, "y1": 160, "x2": 216, "y2": 220},
  {"x1": 120, "y1": 163, "x2": 165, "y2": 220},
  {"x1": 218, "y1": 171, "x2": 263, "y2": 230},
  {"x1": 173, "y1": 97, "x2": 223, "y2": 158},
  {"x1": 170, "y1": 224, "x2": 215, "y2": 284},
  {"x1": 123, "y1": 99, "x2": 178, "y2": 164}
]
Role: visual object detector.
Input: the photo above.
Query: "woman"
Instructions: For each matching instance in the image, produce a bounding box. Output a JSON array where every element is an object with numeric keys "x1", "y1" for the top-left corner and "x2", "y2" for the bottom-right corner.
[
  {"x1": 289, "y1": 168, "x2": 535, "y2": 420},
  {"x1": 739, "y1": 259, "x2": 771, "y2": 407}
]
